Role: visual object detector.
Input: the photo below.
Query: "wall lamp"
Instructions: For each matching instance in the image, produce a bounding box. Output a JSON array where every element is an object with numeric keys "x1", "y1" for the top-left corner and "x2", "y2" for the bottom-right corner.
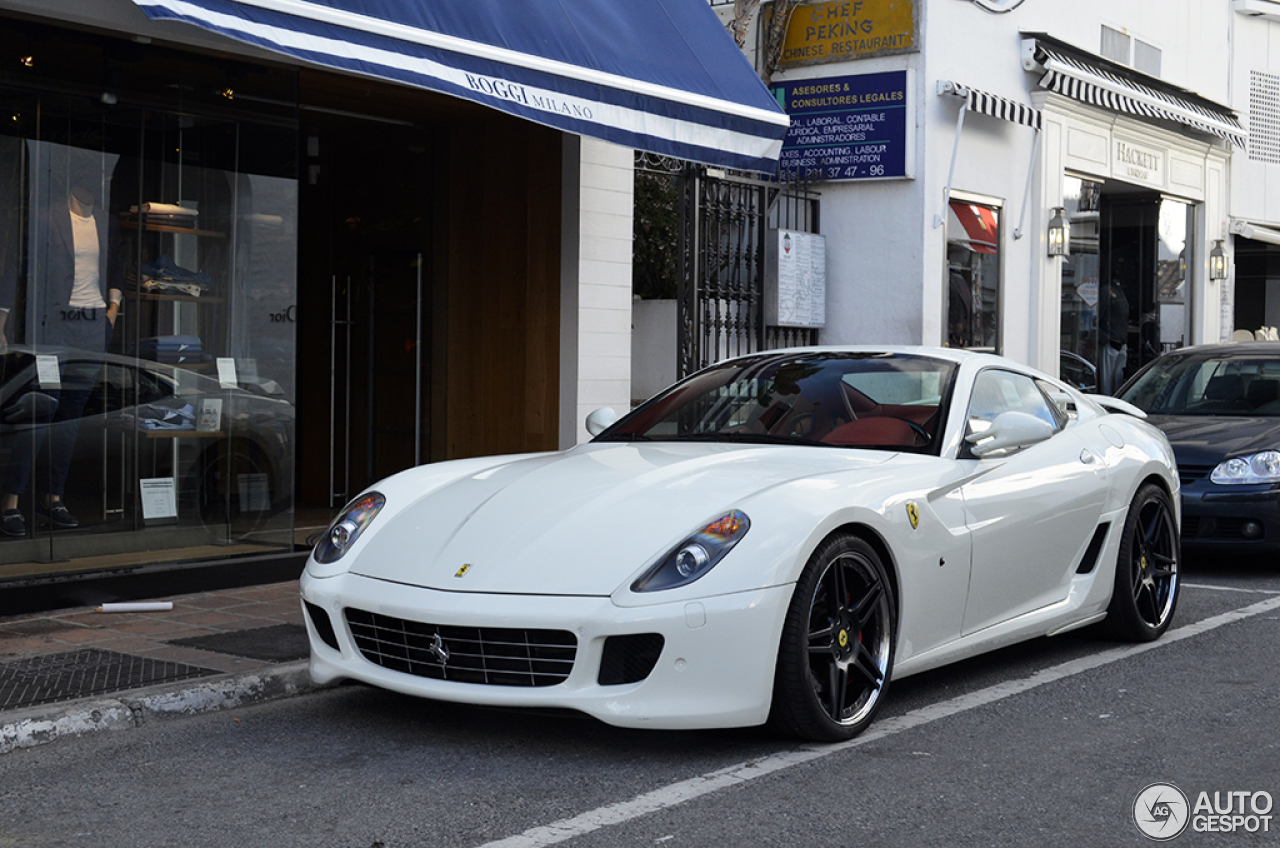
[
  {"x1": 1047, "y1": 206, "x2": 1068, "y2": 256},
  {"x1": 1210, "y1": 240, "x2": 1229, "y2": 280}
]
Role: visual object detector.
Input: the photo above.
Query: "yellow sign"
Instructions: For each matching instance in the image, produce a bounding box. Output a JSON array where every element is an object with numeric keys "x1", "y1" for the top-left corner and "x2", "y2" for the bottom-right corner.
[
  {"x1": 455, "y1": 564, "x2": 472, "y2": 578},
  {"x1": 779, "y1": 0, "x2": 917, "y2": 67},
  {"x1": 906, "y1": 502, "x2": 920, "y2": 530}
]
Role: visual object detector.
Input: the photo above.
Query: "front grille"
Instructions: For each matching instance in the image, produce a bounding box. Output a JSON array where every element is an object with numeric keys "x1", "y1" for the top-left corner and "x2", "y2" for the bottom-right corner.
[
  {"x1": 1182, "y1": 515, "x2": 1264, "y2": 541},
  {"x1": 1178, "y1": 464, "x2": 1214, "y2": 486},
  {"x1": 345, "y1": 608, "x2": 576, "y2": 687}
]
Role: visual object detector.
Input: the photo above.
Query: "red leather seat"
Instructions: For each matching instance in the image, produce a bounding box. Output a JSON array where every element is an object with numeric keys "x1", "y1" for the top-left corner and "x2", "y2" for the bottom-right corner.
[{"x1": 821, "y1": 417, "x2": 916, "y2": 447}]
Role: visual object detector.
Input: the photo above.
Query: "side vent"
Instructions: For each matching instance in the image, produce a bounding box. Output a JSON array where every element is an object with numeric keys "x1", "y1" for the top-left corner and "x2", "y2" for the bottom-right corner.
[
  {"x1": 1076, "y1": 523, "x2": 1111, "y2": 575},
  {"x1": 598, "y1": 634, "x2": 665, "y2": 686}
]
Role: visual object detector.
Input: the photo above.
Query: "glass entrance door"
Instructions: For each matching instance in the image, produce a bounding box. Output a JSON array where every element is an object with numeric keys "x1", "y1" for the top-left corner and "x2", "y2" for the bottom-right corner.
[
  {"x1": 296, "y1": 112, "x2": 436, "y2": 508},
  {"x1": 1060, "y1": 177, "x2": 1193, "y2": 395}
]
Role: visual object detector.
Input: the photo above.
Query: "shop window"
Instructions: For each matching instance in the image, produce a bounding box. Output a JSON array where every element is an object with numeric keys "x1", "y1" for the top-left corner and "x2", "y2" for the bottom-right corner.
[
  {"x1": 0, "y1": 82, "x2": 297, "y2": 574},
  {"x1": 946, "y1": 198, "x2": 1001, "y2": 351},
  {"x1": 1101, "y1": 25, "x2": 1161, "y2": 77}
]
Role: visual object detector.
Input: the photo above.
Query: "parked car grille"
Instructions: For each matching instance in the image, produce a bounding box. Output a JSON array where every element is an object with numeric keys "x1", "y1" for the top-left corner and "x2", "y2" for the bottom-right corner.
[
  {"x1": 1178, "y1": 464, "x2": 1214, "y2": 486},
  {"x1": 1182, "y1": 515, "x2": 1262, "y2": 541},
  {"x1": 345, "y1": 608, "x2": 576, "y2": 687}
]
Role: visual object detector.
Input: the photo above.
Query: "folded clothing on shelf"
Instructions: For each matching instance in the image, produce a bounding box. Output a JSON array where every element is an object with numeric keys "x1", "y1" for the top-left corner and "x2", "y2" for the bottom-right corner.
[
  {"x1": 139, "y1": 335, "x2": 208, "y2": 365},
  {"x1": 130, "y1": 203, "x2": 199, "y2": 227},
  {"x1": 132, "y1": 202, "x2": 199, "y2": 217},
  {"x1": 142, "y1": 254, "x2": 213, "y2": 288},
  {"x1": 133, "y1": 401, "x2": 196, "y2": 430}
]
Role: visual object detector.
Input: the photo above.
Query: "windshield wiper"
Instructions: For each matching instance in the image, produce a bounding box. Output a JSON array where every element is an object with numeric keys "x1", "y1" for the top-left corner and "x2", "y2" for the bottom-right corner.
[
  {"x1": 593, "y1": 432, "x2": 652, "y2": 442},
  {"x1": 662, "y1": 431, "x2": 834, "y2": 447}
]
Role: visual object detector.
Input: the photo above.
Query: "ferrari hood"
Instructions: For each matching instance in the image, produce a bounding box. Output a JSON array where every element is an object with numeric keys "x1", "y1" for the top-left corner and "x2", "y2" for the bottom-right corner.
[
  {"x1": 1146, "y1": 414, "x2": 1280, "y2": 466},
  {"x1": 348, "y1": 442, "x2": 893, "y2": 596}
]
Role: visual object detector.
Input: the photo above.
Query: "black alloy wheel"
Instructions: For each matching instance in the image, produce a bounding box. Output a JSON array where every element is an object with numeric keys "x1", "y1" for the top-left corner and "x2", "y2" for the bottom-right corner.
[
  {"x1": 1104, "y1": 482, "x2": 1180, "y2": 641},
  {"x1": 770, "y1": 534, "x2": 896, "y2": 741}
]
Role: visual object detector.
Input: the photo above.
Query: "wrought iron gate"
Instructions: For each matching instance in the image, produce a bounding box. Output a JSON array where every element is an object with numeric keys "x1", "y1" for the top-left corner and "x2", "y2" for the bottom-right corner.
[{"x1": 675, "y1": 168, "x2": 820, "y2": 378}]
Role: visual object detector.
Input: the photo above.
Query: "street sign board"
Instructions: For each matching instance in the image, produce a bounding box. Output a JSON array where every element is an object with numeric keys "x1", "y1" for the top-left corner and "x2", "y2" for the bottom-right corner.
[{"x1": 772, "y1": 70, "x2": 912, "y2": 182}]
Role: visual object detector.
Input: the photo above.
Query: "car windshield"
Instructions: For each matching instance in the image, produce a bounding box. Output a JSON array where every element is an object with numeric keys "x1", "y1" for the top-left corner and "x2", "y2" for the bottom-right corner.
[
  {"x1": 1119, "y1": 354, "x2": 1280, "y2": 416},
  {"x1": 599, "y1": 352, "x2": 956, "y2": 453}
]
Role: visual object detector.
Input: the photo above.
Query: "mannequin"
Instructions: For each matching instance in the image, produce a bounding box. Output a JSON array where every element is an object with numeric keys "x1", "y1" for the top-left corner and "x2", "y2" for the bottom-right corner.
[{"x1": 0, "y1": 186, "x2": 121, "y2": 537}]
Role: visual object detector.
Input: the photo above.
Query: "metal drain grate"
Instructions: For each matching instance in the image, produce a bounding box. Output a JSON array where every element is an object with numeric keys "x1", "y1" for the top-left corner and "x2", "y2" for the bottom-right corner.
[
  {"x1": 0, "y1": 649, "x2": 219, "y2": 711},
  {"x1": 168, "y1": 624, "x2": 310, "y2": 662}
]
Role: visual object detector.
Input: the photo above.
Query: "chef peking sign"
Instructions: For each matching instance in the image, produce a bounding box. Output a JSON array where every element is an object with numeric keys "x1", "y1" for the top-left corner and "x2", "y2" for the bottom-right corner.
[{"x1": 777, "y1": 0, "x2": 918, "y2": 68}]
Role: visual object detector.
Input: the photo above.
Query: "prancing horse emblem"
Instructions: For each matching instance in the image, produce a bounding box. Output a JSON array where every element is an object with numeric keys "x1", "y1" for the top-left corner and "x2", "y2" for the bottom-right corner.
[
  {"x1": 906, "y1": 502, "x2": 920, "y2": 530},
  {"x1": 429, "y1": 632, "x2": 450, "y2": 665}
]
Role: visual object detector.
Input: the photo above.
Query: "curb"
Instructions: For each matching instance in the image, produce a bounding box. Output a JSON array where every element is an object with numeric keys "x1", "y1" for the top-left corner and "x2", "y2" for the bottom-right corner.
[{"x1": 0, "y1": 661, "x2": 323, "y2": 755}]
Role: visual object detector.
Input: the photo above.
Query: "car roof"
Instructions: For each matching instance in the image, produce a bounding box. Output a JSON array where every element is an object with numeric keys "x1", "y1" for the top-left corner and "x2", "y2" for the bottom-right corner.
[
  {"x1": 714, "y1": 344, "x2": 1015, "y2": 367},
  {"x1": 1156, "y1": 342, "x2": 1280, "y2": 359}
]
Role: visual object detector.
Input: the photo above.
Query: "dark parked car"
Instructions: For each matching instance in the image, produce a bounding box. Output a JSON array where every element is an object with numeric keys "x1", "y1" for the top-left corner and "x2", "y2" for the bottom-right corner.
[
  {"x1": 1117, "y1": 342, "x2": 1280, "y2": 551},
  {"x1": 0, "y1": 347, "x2": 293, "y2": 540}
]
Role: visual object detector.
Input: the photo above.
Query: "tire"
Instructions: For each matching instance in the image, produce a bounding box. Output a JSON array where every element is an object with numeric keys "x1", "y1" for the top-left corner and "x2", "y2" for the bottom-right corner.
[
  {"x1": 195, "y1": 439, "x2": 276, "y2": 540},
  {"x1": 1103, "y1": 482, "x2": 1180, "y2": 642},
  {"x1": 769, "y1": 534, "x2": 896, "y2": 741}
]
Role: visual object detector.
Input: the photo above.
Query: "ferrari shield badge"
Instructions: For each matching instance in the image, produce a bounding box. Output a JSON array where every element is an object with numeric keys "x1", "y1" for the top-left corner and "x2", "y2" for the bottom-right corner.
[
  {"x1": 906, "y1": 502, "x2": 920, "y2": 530},
  {"x1": 455, "y1": 564, "x2": 472, "y2": 578}
]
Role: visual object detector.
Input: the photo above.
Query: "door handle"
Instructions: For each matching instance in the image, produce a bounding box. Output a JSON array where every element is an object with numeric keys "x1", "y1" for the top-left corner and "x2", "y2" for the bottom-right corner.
[{"x1": 1080, "y1": 449, "x2": 1097, "y2": 464}]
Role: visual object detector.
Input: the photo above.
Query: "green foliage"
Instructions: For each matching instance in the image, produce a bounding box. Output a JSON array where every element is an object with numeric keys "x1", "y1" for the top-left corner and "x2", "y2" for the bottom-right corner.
[{"x1": 632, "y1": 169, "x2": 680, "y2": 300}]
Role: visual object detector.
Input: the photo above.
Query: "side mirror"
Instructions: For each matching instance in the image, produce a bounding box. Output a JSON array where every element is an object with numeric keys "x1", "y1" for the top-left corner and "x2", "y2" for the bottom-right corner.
[
  {"x1": 585, "y1": 407, "x2": 618, "y2": 437},
  {"x1": 965, "y1": 410, "x2": 1054, "y2": 457}
]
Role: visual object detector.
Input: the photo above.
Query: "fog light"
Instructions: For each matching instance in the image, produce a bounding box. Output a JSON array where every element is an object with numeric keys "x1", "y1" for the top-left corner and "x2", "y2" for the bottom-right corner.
[{"x1": 1242, "y1": 520, "x2": 1263, "y2": 539}]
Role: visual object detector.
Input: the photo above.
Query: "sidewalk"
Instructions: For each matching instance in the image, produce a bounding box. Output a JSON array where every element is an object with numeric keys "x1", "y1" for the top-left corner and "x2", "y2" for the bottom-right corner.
[{"x1": 0, "y1": 580, "x2": 321, "y2": 754}]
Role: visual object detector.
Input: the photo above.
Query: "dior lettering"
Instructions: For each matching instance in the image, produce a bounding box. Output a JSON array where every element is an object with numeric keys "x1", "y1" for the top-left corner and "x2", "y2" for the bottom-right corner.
[{"x1": 268, "y1": 305, "x2": 297, "y2": 323}]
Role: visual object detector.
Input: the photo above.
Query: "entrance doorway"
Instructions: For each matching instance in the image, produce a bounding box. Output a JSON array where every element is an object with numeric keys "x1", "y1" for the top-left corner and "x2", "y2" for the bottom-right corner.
[
  {"x1": 295, "y1": 107, "x2": 440, "y2": 509},
  {"x1": 1060, "y1": 178, "x2": 1192, "y2": 394}
]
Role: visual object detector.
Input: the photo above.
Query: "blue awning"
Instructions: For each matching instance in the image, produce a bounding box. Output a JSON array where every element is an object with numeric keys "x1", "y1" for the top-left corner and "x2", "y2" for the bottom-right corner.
[{"x1": 130, "y1": 0, "x2": 790, "y2": 172}]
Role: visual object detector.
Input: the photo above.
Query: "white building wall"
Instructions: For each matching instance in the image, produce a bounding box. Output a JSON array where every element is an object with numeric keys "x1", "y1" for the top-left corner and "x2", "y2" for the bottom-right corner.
[
  {"x1": 559, "y1": 137, "x2": 634, "y2": 448},
  {"x1": 1231, "y1": 5, "x2": 1280, "y2": 227}
]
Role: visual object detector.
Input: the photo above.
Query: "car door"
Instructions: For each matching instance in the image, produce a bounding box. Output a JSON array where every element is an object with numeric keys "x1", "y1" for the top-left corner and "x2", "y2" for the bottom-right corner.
[{"x1": 958, "y1": 368, "x2": 1110, "y2": 635}]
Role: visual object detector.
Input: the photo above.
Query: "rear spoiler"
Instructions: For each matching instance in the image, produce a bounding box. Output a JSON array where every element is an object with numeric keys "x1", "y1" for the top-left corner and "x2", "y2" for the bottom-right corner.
[{"x1": 1085, "y1": 394, "x2": 1148, "y2": 419}]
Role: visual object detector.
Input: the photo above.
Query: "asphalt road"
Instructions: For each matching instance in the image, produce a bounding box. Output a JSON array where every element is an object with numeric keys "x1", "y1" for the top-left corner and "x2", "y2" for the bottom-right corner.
[{"x1": 2, "y1": 553, "x2": 1277, "y2": 848}]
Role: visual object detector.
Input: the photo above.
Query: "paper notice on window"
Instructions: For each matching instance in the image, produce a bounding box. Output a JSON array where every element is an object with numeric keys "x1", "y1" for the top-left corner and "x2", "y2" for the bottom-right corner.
[
  {"x1": 198, "y1": 398, "x2": 222, "y2": 432},
  {"x1": 140, "y1": 477, "x2": 177, "y2": 521},
  {"x1": 217, "y1": 357, "x2": 238, "y2": 388},
  {"x1": 36, "y1": 354, "x2": 61, "y2": 389}
]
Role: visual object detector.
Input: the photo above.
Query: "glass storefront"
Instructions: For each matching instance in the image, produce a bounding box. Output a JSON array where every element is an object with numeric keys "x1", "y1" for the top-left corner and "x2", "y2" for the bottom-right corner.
[
  {"x1": 0, "y1": 22, "x2": 298, "y2": 580},
  {"x1": 1060, "y1": 175, "x2": 1194, "y2": 394}
]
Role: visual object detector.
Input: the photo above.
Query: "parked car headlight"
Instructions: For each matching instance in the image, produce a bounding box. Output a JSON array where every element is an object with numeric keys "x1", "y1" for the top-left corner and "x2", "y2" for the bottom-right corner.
[
  {"x1": 1210, "y1": 451, "x2": 1280, "y2": 485},
  {"x1": 313, "y1": 492, "x2": 386, "y2": 563},
  {"x1": 631, "y1": 510, "x2": 750, "y2": 592}
]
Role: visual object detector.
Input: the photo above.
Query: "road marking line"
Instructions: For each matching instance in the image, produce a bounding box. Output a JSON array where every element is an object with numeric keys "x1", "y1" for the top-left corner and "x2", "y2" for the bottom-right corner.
[
  {"x1": 1182, "y1": 582, "x2": 1280, "y2": 595},
  {"x1": 475, "y1": 594, "x2": 1280, "y2": 848}
]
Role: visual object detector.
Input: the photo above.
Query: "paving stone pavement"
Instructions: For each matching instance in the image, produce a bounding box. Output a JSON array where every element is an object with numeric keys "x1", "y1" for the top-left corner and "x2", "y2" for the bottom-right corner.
[{"x1": 0, "y1": 580, "x2": 321, "y2": 754}]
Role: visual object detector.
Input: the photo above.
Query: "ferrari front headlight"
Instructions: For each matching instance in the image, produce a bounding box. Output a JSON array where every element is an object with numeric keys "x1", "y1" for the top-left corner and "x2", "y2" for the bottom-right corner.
[
  {"x1": 632, "y1": 510, "x2": 750, "y2": 592},
  {"x1": 1210, "y1": 451, "x2": 1280, "y2": 485},
  {"x1": 313, "y1": 492, "x2": 385, "y2": 563}
]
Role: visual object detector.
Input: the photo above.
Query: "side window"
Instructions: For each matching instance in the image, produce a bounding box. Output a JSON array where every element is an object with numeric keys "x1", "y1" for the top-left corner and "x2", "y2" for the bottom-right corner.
[{"x1": 967, "y1": 369, "x2": 1062, "y2": 435}]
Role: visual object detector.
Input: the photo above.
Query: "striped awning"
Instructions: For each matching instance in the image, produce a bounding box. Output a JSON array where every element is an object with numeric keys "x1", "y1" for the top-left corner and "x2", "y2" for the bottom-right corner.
[
  {"x1": 128, "y1": 0, "x2": 790, "y2": 172},
  {"x1": 1025, "y1": 37, "x2": 1245, "y2": 147},
  {"x1": 938, "y1": 80, "x2": 1041, "y2": 131}
]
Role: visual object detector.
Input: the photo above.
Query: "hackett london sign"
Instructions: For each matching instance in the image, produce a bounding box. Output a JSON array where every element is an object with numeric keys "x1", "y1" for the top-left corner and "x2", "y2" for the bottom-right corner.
[
  {"x1": 778, "y1": 0, "x2": 918, "y2": 68},
  {"x1": 1113, "y1": 140, "x2": 1163, "y2": 187}
]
